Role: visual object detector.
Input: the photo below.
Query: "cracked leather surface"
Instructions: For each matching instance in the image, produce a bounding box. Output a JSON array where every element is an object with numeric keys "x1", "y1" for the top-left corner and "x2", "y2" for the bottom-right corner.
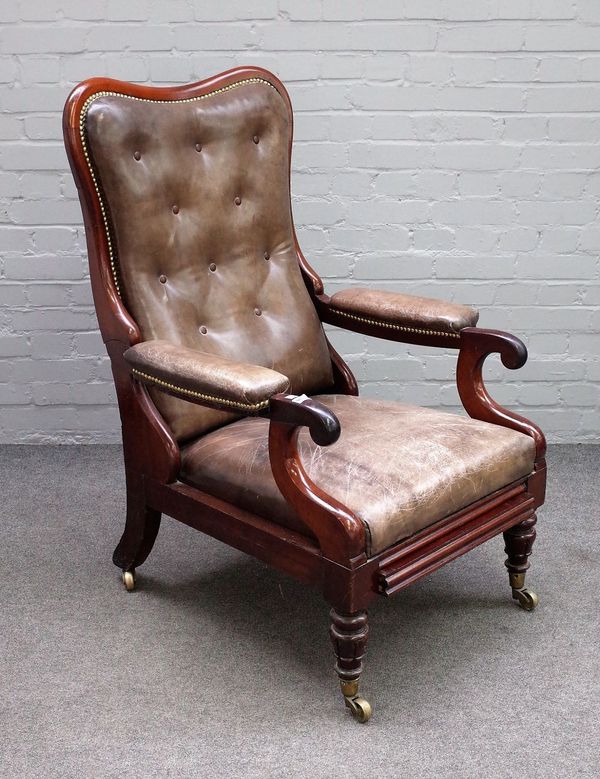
[
  {"x1": 180, "y1": 394, "x2": 535, "y2": 555},
  {"x1": 330, "y1": 288, "x2": 479, "y2": 334},
  {"x1": 124, "y1": 340, "x2": 290, "y2": 411}
]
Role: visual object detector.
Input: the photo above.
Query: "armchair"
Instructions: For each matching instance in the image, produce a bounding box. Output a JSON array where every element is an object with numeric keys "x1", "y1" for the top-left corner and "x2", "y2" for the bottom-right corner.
[{"x1": 63, "y1": 67, "x2": 545, "y2": 723}]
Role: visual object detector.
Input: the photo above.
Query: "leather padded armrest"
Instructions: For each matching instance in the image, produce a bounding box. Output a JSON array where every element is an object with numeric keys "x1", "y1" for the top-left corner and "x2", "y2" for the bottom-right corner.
[
  {"x1": 329, "y1": 288, "x2": 479, "y2": 337},
  {"x1": 124, "y1": 340, "x2": 290, "y2": 414}
]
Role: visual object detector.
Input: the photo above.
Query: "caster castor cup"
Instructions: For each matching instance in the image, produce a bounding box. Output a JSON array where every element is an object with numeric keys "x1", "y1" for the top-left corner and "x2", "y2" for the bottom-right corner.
[
  {"x1": 122, "y1": 569, "x2": 136, "y2": 591},
  {"x1": 340, "y1": 679, "x2": 372, "y2": 723},
  {"x1": 504, "y1": 516, "x2": 539, "y2": 612},
  {"x1": 510, "y1": 572, "x2": 538, "y2": 611},
  {"x1": 330, "y1": 609, "x2": 373, "y2": 723}
]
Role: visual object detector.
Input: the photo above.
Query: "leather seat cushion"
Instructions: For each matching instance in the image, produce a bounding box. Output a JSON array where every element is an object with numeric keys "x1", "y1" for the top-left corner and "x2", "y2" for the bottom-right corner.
[{"x1": 179, "y1": 394, "x2": 536, "y2": 556}]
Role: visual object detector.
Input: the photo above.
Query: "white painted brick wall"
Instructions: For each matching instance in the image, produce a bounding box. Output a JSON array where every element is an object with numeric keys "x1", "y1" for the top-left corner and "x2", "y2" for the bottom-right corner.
[{"x1": 0, "y1": 0, "x2": 599, "y2": 443}]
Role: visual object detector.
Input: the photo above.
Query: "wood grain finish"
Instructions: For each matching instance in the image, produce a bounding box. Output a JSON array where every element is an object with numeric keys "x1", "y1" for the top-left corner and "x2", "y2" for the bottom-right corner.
[
  {"x1": 329, "y1": 609, "x2": 369, "y2": 683},
  {"x1": 504, "y1": 514, "x2": 537, "y2": 579},
  {"x1": 112, "y1": 470, "x2": 161, "y2": 573},
  {"x1": 268, "y1": 394, "x2": 367, "y2": 565},
  {"x1": 457, "y1": 327, "x2": 546, "y2": 459},
  {"x1": 379, "y1": 488, "x2": 535, "y2": 596},
  {"x1": 145, "y1": 477, "x2": 323, "y2": 585},
  {"x1": 327, "y1": 341, "x2": 359, "y2": 396}
]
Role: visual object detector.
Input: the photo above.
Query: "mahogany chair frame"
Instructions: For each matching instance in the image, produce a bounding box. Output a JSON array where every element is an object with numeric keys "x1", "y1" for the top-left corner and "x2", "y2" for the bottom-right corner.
[{"x1": 63, "y1": 66, "x2": 546, "y2": 723}]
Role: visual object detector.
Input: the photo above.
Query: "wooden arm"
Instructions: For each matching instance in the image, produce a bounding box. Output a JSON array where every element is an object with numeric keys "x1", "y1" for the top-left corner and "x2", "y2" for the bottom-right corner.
[
  {"x1": 268, "y1": 394, "x2": 367, "y2": 565},
  {"x1": 457, "y1": 328, "x2": 546, "y2": 460},
  {"x1": 269, "y1": 393, "x2": 341, "y2": 445},
  {"x1": 107, "y1": 339, "x2": 181, "y2": 484}
]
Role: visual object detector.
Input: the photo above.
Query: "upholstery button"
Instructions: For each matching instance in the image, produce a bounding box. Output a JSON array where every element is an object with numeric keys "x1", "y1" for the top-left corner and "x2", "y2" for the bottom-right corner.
[
  {"x1": 209, "y1": 262, "x2": 216, "y2": 272},
  {"x1": 159, "y1": 274, "x2": 167, "y2": 284},
  {"x1": 254, "y1": 307, "x2": 262, "y2": 316},
  {"x1": 200, "y1": 325, "x2": 207, "y2": 334},
  {"x1": 195, "y1": 143, "x2": 202, "y2": 152},
  {"x1": 253, "y1": 135, "x2": 259, "y2": 144},
  {"x1": 133, "y1": 150, "x2": 141, "y2": 161},
  {"x1": 264, "y1": 251, "x2": 270, "y2": 260},
  {"x1": 234, "y1": 196, "x2": 241, "y2": 206},
  {"x1": 172, "y1": 204, "x2": 179, "y2": 214}
]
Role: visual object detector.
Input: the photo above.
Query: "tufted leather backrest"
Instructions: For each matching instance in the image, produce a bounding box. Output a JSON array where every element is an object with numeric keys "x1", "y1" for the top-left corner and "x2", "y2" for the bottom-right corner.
[{"x1": 83, "y1": 79, "x2": 334, "y2": 441}]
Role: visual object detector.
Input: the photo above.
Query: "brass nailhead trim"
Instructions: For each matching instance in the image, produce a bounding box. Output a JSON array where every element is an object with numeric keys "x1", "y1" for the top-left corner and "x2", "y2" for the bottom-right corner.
[
  {"x1": 131, "y1": 368, "x2": 271, "y2": 412},
  {"x1": 79, "y1": 78, "x2": 277, "y2": 297},
  {"x1": 329, "y1": 307, "x2": 461, "y2": 339}
]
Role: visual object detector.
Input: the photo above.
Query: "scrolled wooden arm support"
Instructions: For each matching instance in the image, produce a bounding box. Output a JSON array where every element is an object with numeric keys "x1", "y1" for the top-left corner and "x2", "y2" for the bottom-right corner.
[
  {"x1": 457, "y1": 328, "x2": 546, "y2": 460},
  {"x1": 268, "y1": 394, "x2": 367, "y2": 565},
  {"x1": 269, "y1": 393, "x2": 341, "y2": 445}
]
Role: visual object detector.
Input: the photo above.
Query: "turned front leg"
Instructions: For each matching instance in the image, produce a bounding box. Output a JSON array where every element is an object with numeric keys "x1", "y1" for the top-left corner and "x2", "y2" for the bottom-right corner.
[
  {"x1": 503, "y1": 514, "x2": 539, "y2": 611},
  {"x1": 329, "y1": 609, "x2": 372, "y2": 722}
]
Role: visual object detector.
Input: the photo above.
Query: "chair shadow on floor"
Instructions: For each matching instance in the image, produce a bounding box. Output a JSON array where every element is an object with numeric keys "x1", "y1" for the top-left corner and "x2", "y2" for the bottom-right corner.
[{"x1": 129, "y1": 538, "x2": 519, "y2": 706}]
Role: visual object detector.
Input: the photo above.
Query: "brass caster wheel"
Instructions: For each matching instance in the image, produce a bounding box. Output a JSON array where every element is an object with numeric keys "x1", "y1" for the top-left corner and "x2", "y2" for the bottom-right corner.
[
  {"x1": 512, "y1": 587, "x2": 538, "y2": 611},
  {"x1": 122, "y1": 570, "x2": 136, "y2": 592},
  {"x1": 340, "y1": 680, "x2": 372, "y2": 723},
  {"x1": 345, "y1": 695, "x2": 372, "y2": 723}
]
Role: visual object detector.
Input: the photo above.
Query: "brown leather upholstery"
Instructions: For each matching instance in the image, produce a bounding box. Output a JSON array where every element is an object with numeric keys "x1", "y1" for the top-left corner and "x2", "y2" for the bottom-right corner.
[
  {"x1": 124, "y1": 340, "x2": 290, "y2": 413},
  {"x1": 84, "y1": 80, "x2": 333, "y2": 441},
  {"x1": 180, "y1": 394, "x2": 536, "y2": 555},
  {"x1": 329, "y1": 288, "x2": 479, "y2": 335}
]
